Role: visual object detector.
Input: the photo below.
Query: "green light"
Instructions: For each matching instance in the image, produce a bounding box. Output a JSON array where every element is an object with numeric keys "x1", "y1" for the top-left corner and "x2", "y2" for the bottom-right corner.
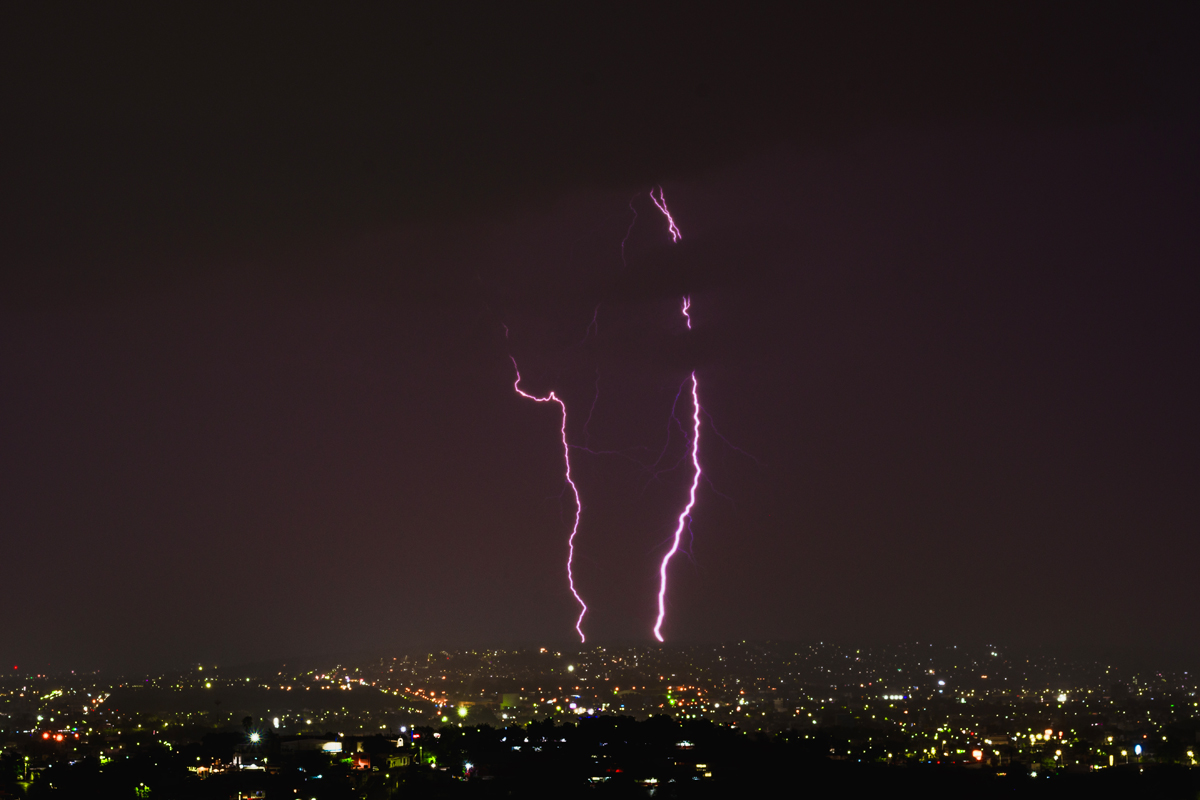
[{"x1": 457, "y1": 706, "x2": 468, "y2": 718}]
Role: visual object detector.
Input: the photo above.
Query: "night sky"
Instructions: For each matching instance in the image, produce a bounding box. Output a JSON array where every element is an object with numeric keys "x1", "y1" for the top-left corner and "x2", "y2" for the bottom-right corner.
[{"x1": 2, "y1": 5, "x2": 1199, "y2": 672}]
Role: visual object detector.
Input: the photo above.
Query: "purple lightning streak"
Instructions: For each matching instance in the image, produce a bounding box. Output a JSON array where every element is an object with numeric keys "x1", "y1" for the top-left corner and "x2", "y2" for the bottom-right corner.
[
  {"x1": 700, "y1": 408, "x2": 764, "y2": 466},
  {"x1": 510, "y1": 356, "x2": 588, "y2": 642},
  {"x1": 581, "y1": 304, "x2": 600, "y2": 343},
  {"x1": 653, "y1": 370, "x2": 701, "y2": 642},
  {"x1": 581, "y1": 368, "x2": 600, "y2": 449},
  {"x1": 642, "y1": 378, "x2": 691, "y2": 486},
  {"x1": 650, "y1": 185, "x2": 682, "y2": 242},
  {"x1": 620, "y1": 193, "x2": 639, "y2": 267},
  {"x1": 681, "y1": 296, "x2": 692, "y2": 329}
]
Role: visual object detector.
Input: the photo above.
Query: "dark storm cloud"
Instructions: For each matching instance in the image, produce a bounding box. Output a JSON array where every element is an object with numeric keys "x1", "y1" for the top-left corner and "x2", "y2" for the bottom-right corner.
[
  {"x1": 1, "y1": 3, "x2": 1196, "y2": 302},
  {"x1": 6, "y1": 122, "x2": 1197, "y2": 672},
  {"x1": 1, "y1": 6, "x2": 1199, "y2": 671}
]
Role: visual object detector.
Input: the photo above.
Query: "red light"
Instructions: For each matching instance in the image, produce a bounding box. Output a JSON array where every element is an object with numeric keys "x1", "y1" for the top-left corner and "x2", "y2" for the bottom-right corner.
[
  {"x1": 55, "y1": 734, "x2": 63, "y2": 742},
  {"x1": 42, "y1": 732, "x2": 50, "y2": 739}
]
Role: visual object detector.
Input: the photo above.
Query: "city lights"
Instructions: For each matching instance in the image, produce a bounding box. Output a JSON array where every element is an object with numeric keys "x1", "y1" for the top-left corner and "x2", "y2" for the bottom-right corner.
[{"x1": 1, "y1": 632, "x2": 1194, "y2": 787}]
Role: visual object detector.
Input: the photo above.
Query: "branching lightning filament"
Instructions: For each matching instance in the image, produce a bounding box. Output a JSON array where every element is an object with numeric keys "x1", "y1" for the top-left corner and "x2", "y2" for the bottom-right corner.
[
  {"x1": 653, "y1": 370, "x2": 702, "y2": 642},
  {"x1": 511, "y1": 357, "x2": 588, "y2": 642}
]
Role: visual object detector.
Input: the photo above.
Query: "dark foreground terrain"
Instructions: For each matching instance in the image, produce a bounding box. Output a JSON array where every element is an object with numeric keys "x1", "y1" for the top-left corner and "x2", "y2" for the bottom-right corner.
[{"x1": 4, "y1": 715, "x2": 1199, "y2": 799}]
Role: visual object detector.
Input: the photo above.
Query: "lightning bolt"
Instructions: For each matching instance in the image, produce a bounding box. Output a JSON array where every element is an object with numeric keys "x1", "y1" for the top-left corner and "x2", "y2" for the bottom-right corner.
[
  {"x1": 647, "y1": 185, "x2": 699, "y2": 641},
  {"x1": 510, "y1": 356, "x2": 588, "y2": 642},
  {"x1": 504, "y1": 186, "x2": 700, "y2": 643},
  {"x1": 654, "y1": 369, "x2": 701, "y2": 642},
  {"x1": 649, "y1": 186, "x2": 681, "y2": 243}
]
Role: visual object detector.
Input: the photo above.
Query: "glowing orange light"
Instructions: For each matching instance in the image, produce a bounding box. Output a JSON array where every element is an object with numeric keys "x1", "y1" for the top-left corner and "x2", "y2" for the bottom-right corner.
[
  {"x1": 972, "y1": 750, "x2": 983, "y2": 761},
  {"x1": 42, "y1": 732, "x2": 50, "y2": 739},
  {"x1": 55, "y1": 734, "x2": 63, "y2": 741}
]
